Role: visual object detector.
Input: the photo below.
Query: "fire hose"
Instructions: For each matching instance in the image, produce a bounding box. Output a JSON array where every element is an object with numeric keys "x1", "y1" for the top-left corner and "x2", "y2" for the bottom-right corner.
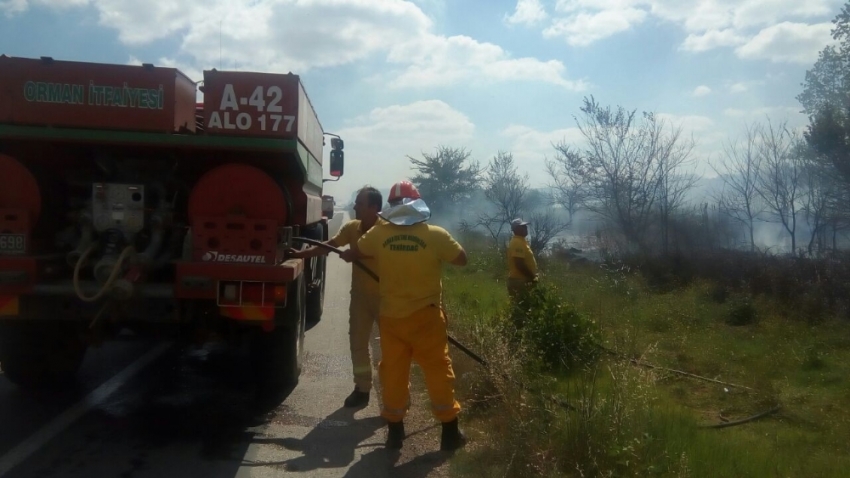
[
  {"x1": 292, "y1": 235, "x2": 576, "y2": 412},
  {"x1": 291, "y1": 236, "x2": 489, "y2": 367},
  {"x1": 291, "y1": 236, "x2": 782, "y2": 427}
]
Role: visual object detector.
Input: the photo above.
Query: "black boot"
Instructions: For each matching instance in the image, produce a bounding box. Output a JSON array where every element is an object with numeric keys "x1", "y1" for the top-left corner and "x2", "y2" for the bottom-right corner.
[
  {"x1": 343, "y1": 388, "x2": 370, "y2": 408},
  {"x1": 440, "y1": 418, "x2": 467, "y2": 451},
  {"x1": 386, "y1": 421, "x2": 405, "y2": 449}
]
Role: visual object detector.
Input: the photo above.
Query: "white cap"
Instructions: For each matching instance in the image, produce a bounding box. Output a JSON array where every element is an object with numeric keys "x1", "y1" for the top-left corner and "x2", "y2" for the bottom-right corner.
[{"x1": 510, "y1": 218, "x2": 529, "y2": 227}]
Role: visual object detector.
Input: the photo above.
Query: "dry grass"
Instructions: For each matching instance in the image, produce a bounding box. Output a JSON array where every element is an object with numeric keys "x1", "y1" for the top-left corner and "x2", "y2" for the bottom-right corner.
[{"x1": 439, "y1": 245, "x2": 850, "y2": 477}]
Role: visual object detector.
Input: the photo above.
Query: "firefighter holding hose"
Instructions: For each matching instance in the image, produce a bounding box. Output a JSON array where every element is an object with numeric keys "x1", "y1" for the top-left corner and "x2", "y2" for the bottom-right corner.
[
  {"x1": 289, "y1": 185, "x2": 383, "y2": 408},
  {"x1": 340, "y1": 180, "x2": 469, "y2": 452}
]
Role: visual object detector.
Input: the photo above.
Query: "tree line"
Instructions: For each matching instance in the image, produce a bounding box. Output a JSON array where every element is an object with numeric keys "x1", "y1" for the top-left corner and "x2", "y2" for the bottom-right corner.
[{"x1": 407, "y1": 1, "x2": 850, "y2": 259}]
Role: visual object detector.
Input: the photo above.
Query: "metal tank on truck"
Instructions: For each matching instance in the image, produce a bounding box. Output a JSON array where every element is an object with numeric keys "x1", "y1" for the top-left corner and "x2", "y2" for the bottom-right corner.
[{"x1": 0, "y1": 55, "x2": 344, "y2": 395}]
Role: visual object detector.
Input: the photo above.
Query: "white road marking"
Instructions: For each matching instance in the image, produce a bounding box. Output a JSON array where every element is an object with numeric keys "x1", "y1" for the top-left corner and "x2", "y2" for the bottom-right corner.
[{"x1": 0, "y1": 343, "x2": 171, "y2": 477}]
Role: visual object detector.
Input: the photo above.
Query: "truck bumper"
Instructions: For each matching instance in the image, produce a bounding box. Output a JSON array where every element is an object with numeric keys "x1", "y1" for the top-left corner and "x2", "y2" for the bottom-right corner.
[
  {"x1": 0, "y1": 256, "x2": 37, "y2": 294},
  {"x1": 175, "y1": 259, "x2": 303, "y2": 300}
]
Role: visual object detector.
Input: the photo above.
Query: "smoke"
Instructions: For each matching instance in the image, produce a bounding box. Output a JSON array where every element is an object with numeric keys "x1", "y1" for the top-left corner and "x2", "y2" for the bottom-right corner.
[{"x1": 341, "y1": 176, "x2": 846, "y2": 256}]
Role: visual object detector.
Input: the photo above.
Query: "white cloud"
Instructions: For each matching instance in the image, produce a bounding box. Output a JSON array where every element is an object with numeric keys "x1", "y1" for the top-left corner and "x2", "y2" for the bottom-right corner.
[
  {"x1": 729, "y1": 83, "x2": 748, "y2": 93},
  {"x1": 693, "y1": 85, "x2": 711, "y2": 97},
  {"x1": 726, "y1": 79, "x2": 765, "y2": 93},
  {"x1": 554, "y1": 0, "x2": 638, "y2": 13},
  {"x1": 729, "y1": 0, "x2": 838, "y2": 30},
  {"x1": 502, "y1": 124, "x2": 584, "y2": 152},
  {"x1": 735, "y1": 21, "x2": 834, "y2": 63},
  {"x1": 181, "y1": 1, "x2": 433, "y2": 73},
  {"x1": 723, "y1": 106, "x2": 803, "y2": 118},
  {"x1": 1, "y1": 0, "x2": 87, "y2": 15},
  {"x1": 341, "y1": 100, "x2": 474, "y2": 142},
  {"x1": 324, "y1": 100, "x2": 475, "y2": 198},
  {"x1": 0, "y1": 0, "x2": 27, "y2": 15},
  {"x1": 543, "y1": 7, "x2": 647, "y2": 46},
  {"x1": 387, "y1": 33, "x2": 588, "y2": 90},
  {"x1": 542, "y1": 0, "x2": 841, "y2": 63},
  {"x1": 679, "y1": 28, "x2": 747, "y2": 52},
  {"x1": 504, "y1": 0, "x2": 548, "y2": 26},
  {"x1": 2, "y1": 0, "x2": 582, "y2": 90},
  {"x1": 646, "y1": 0, "x2": 839, "y2": 31},
  {"x1": 409, "y1": 0, "x2": 445, "y2": 14}
]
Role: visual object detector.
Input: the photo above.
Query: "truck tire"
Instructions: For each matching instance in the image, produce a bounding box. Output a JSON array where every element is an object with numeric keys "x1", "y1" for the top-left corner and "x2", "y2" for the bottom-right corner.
[
  {"x1": 305, "y1": 221, "x2": 328, "y2": 329},
  {"x1": 0, "y1": 321, "x2": 87, "y2": 389},
  {"x1": 251, "y1": 276, "x2": 306, "y2": 398},
  {"x1": 305, "y1": 255, "x2": 325, "y2": 331}
]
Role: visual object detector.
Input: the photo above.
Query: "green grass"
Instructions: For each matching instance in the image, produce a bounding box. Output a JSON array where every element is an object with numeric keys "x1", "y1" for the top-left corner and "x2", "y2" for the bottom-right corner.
[{"x1": 440, "y1": 246, "x2": 850, "y2": 477}]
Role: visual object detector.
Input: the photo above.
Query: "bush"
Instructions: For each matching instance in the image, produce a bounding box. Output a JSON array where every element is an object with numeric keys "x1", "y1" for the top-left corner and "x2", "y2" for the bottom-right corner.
[
  {"x1": 511, "y1": 283, "x2": 601, "y2": 371},
  {"x1": 602, "y1": 249, "x2": 850, "y2": 323},
  {"x1": 801, "y1": 343, "x2": 827, "y2": 370},
  {"x1": 724, "y1": 296, "x2": 758, "y2": 326},
  {"x1": 623, "y1": 253, "x2": 696, "y2": 293},
  {"x1": 798, "y1": 288, "x2": 829, "y2": 324},
  {"x1": 708, "y1": 283, "x2": 729, "y2": 304}
]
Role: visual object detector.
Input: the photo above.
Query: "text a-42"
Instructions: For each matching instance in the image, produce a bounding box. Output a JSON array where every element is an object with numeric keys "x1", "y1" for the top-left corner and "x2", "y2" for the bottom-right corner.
[
  {"x1": 0, "y1": 234, "x2": 25, "y2": 254},
  {"x1": 207, "y1": 84, "x2": 296, "y2": 132}
]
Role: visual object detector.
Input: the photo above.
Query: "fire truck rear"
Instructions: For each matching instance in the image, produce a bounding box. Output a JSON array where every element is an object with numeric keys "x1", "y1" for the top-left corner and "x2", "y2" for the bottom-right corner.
[{"x1": 0, "y1": 55, "x2": 344, "y2": 394}]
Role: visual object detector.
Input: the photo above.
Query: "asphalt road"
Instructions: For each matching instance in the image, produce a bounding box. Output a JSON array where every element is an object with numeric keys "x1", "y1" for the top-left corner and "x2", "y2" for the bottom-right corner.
[{"x1": 0, "y1": 211, "x2": 448, "y2": 478}]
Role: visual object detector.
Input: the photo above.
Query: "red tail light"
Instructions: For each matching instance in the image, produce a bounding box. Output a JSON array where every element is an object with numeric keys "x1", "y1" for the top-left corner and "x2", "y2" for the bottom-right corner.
[{"x1": 217, "y1": 281, "x2": 287, "y2": 308}]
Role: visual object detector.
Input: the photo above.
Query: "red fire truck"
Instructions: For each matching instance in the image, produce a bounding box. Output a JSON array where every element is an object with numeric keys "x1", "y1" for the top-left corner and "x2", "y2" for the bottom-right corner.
[{"x1": 0, "y1": 55, "x2": 343, "y2": 395}]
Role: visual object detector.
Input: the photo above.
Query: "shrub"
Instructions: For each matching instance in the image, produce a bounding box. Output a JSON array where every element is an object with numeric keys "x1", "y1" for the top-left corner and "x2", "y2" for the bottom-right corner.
[
  {"x1": 620, "y1": 252, "x2": 697, "y2": 293},
  {"x1": 511, "y1": 283, "x2": 601, "y2": 371},
  {"x1": 599, "y1": 249, "x2": 850, "y2": 323},
  {"x1": 724, "y1": 296, "x2": 758, "y2": 326},
  {"x1": 798, "y1": 287, "x2": 829, "y2": 324},
  {"x1": 801, "y1": 343, "x2": 827, "y2": 370},
  {"x1": 708, "y1": 283, "x2": 729, "y2": 304}
]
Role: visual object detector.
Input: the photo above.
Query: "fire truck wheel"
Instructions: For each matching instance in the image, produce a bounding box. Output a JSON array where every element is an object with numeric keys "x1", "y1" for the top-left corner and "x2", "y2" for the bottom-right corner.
[
  {"x1": 304, "y1": 221, "x2": 327, "y2": 330},
  {"x1": 251, "y1": 276, "x2": 306, "y2": 398},
  {"x1": 0, "y1": 321, "x2": 87, "y2": 389},
  {"x1": 305, "y1": 254, "x2": 326, "y2": 330}
]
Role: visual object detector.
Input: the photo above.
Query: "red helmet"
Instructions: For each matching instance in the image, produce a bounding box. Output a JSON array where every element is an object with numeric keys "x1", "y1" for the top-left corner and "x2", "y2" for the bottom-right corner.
[{"x1": 388, "y1": 180, "x2": 421, "y2": 203}]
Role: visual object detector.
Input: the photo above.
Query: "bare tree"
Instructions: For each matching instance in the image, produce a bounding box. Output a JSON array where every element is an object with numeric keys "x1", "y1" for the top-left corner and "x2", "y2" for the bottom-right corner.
[
  {"x1": 802, "y1": 166, "x2": 832, "y2": 256},
  {"x1": 653, "y1": 115, "x2": 700, "y2": 255},
  {"x1": 710, "y1": 123, "x2": 764, "y2": 251},
  {"x1": 571, "y1": 98, "x2": 658, "y2": 250},
  {"x1": 569, "y1": 97, "x2": 697, "y2": 253},
  {"x1": 461, "y1": 151, "x2": 529, "y2": 245},
  {"x1": 528, "y1": 209, "x2": 570, "y2": 255},
  {"x1": 756, "y1": 119, "x2": 804, "y2": 254},
  {"x1": 545, "y1": 141, "x2": 589, "y2": 224},
  {"x1": 671, "y1": 201, "x2": 741, "y2": 253}
]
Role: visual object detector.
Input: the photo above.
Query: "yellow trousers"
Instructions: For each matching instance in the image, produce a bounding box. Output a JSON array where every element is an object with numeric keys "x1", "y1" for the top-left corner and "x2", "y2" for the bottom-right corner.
[
  {"x1": 349, "y1": 290, "x2": 379, "y2": 392},
  {"x1": 378, "y1": 305, "x2": 461, "y2": 423},
  {"x1": 507, "y1": 277, "x2": 535, "y2": 301}
]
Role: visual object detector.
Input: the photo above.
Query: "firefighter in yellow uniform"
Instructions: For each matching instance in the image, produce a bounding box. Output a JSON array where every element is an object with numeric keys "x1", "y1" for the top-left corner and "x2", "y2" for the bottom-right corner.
[
  {"x1": 341, "y1": 180, "x2": 468, "y2": 452},
  {"x1": 290, "y1": 186, "x2": 383, "y2": 408},
  {"x1": 506, "y1": 217, "x2": 538, "y2": 301}
]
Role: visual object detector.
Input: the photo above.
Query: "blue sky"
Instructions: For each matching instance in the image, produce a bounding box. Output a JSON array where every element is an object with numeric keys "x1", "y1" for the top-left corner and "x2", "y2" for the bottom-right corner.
[{"x1": 0, "y1": 0, "x2": 841, "y2": 202}]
